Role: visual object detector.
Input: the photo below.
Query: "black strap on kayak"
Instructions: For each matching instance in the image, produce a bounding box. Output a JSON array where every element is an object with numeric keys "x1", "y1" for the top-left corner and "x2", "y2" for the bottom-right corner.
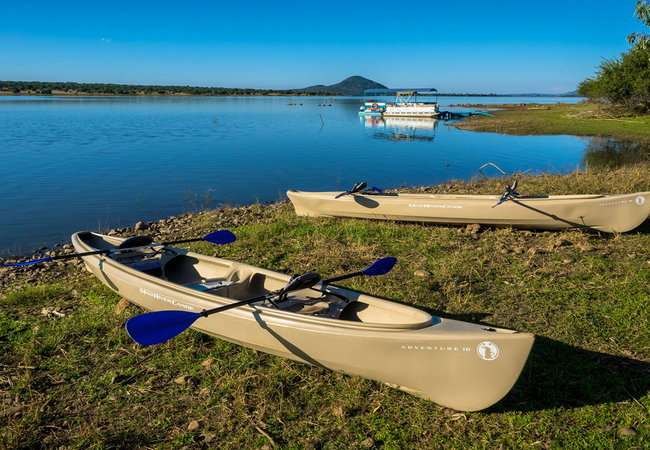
[
  {"x1": 492, "y1": 180, "x2": 520, "y2": 208},
  {"x1": 361, "y1": 186, "x2": 384, "y2": 195},
  {"x1": 309, "y1": 287, "x2": 351, "y2": 304}
]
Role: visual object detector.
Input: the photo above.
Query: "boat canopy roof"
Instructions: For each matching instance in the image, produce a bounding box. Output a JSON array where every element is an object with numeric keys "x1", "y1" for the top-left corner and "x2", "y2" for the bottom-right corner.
[{"x1": 364, "y1": 88, "x2": 438, "y2": 95}]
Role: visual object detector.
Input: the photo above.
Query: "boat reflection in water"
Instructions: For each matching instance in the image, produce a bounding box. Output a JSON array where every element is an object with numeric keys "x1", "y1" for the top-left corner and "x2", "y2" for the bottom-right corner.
[{"x1": 360, "y1": 116, "x2": 439, "y2": 143}]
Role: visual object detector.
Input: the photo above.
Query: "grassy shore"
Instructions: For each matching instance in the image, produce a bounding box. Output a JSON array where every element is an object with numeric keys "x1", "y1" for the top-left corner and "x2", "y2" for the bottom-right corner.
[
  {"x1": 449, "y1": 102, "x2": 650, "y2": 143},
  {"x1": 1, "y1": 163, "x2": 650, "y2": 449}
]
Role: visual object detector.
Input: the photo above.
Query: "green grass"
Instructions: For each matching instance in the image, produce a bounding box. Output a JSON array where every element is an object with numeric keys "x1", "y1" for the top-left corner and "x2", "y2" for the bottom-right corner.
[
  {"x1": 1, "y1": 164, "x2": 650, "y2": 448},
  {"x1": 449, "y1": 102, "x2": 650, "y2": 144}
]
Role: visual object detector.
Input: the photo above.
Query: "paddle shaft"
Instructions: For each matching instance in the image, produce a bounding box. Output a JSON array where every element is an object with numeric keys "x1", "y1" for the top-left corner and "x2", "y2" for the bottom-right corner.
[
  {"x1": 193, "y1": 271, "x2": 369, "y2": 319},
  {"x1": 321, "y1": 271, "x2": 364, "y2": 284},
  {"x1": 319, "y1": 257, "x2": 397, "y2": 284},
  {"x1": 335, "y1": 182, "x2": 367, "y2": 199},
  {"x1": 59, "y1": 236, "x2": 205, "y2": 258},
  {"x1": 2, "y1": 242, "x2": 173, "y2": 266},
  {"x1": 493, "y1": 181, "x2": 520, "y2": 208},
  {"x1": 2, "y1": 249, "x2": 112, "y2": 266},
  {"x1": 1, "y1": 233, "x2": 229, "y2": 267},
  {"x1": 48, "y1": 239, "x2": 202, "y2": 260},
  {"x1": 159, "y1": 236, "x2": 206, "y2": 245},
  {"x1": 200, "y1": 272, "x2": 321, "y2": 316},
  {"x1": 201, "y1": 292, "x2": 275, "y2": 316}
]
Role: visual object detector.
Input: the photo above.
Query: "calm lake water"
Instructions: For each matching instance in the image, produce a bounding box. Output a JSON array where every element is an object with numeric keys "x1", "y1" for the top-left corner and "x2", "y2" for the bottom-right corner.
[{"x1": 0, "y1": 94, "x2": 633, "y2": 256}]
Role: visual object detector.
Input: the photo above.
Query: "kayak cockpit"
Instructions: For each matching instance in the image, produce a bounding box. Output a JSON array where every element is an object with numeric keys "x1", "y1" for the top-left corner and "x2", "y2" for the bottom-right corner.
[
  {"x1": 160, "y1": 254, "x2": 431, "y2": 326},
  {"x1": 77, "y1": 232, "x2": 432, "y2": 328}
]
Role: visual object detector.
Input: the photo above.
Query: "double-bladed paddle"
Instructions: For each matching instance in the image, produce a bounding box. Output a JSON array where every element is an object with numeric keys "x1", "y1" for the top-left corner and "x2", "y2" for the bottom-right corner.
[
  {"x1": 492, "y1": 180, "x2": 520, "y2": 208},
  {"x1": 126, "y1": 272, "x2": 322, "y2": 346},
  {"x1": 320, "y1": 257, "x2": 396, "y2": 284},
  {"x1": 0, "y1": 230, "x2": 237, "y2": 267},
  {"x1": 125, "y1": 257, "x2": 398, "y2": 346},
  {"x1": 335, "y1": 181, "x2": 367, "y2": 198},
  {"x1": 334, "y1": 182, "x2": 385, "y2": 198}
]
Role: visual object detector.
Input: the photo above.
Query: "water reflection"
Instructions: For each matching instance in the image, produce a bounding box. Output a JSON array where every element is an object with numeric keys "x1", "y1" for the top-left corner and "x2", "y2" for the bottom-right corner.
[
  {"x1": 361, "y1": 116, "x2": 439, "y2": 143},
  {"x1": 583, "y1": 137, "x2": 650, "y2": 169}
]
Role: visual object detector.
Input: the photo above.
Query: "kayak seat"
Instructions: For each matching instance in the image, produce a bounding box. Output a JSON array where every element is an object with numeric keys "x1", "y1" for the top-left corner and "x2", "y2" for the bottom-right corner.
[
  {"x1": 163, "y1": 255, "x2": 230, "y2": 285},
  {"x1": 114, "y1": 251, "x2": 166, "y2": 278},
  {"x1": 337, "y1": 301, "x2": 367, "y2": 322},
  {"x1": 164, "y1": 256, "x2": 205, "y2": 284},
  {"x1": 185, "y1": 279, "x2": 236, "y2": 292},
  {"x1": 134, "y1": 261, "x2": 164, "y2": 277},
  {"x1": 247, "y1": 273, "x2": 275, "y2": 296},
  {"x1": 276, "y1": 299, "x2": 331, "y2": 316},
  {"x1": 214, "y1": 281, "x2": 249, "y2": 299},
  {"x1": 273, "y1": 292, "x2": 354, "y2": 319},
  {"x1": 117, "y1": 235, "x2": 154, "y2": 249},
  {"x1": 232, "y1": 273, "x2": 286, "y2": 300}
]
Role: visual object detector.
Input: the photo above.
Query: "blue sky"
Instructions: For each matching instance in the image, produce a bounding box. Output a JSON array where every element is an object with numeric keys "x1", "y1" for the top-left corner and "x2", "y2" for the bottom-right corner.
[{"x1": 0, "y1": 1, "x2": 646, "y2": 93}]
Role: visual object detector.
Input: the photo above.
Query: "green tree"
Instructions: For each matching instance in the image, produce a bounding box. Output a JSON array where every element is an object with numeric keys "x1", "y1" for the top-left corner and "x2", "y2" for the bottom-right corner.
[
  {"x1": 627, "y1": 0, "x2": 650, "y2": 50},
  {"x1": 578, "y1": 1, "x2": 650, "y2": 114}
]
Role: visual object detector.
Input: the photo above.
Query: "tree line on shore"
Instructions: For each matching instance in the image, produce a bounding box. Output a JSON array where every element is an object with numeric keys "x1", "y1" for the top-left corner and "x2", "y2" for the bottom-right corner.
[
  {"x1": 578, "y1": 1, "x2": 650, "y2": 114},
  {"x1": 0, "y1": 81, "x2": 335, "y2": 96},
  {"x1": 0, "y1": 80, "x2": 514, "y2": 98}
]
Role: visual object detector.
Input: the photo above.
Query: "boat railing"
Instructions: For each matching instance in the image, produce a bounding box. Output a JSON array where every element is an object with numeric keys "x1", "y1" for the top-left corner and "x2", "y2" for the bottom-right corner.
[{"x1": 363, "y1": 88, "x2": 439, "y2": 106}]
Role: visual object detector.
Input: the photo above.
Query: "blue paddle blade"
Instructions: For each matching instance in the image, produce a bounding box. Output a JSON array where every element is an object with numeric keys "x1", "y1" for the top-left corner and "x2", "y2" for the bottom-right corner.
[
  {"x1": 363, "y1": 257, "x2": 397, "y2": 276},
  {"x1": 126, "y1": 310, "x2": 202, "y2": 346},
  {"x1": 204, "y1": 230, "x2": 236, "y2": 245},
  {"x1": 1, "y1": 257, "x2": 53, "y2": 267}
]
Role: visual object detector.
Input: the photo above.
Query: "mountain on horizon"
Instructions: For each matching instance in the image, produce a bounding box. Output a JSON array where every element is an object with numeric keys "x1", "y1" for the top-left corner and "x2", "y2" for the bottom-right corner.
[{"x1": 297, "y1": 76, "x2": 387, "y2": 96}]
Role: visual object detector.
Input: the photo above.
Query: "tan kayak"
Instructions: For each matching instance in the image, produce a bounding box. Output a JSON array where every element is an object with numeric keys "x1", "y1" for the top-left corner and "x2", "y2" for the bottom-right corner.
[
  {"x1": 287, "y1": 185, "x2": 650, "y2": 233},
  {"x1": 72, "y1": 231, "x2": 534, "y2": 412}
]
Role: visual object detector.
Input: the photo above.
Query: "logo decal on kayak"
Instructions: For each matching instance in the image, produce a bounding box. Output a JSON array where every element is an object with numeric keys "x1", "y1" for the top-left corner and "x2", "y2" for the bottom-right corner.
[
  {"x1": 636, "y1": 195, "x2": 645, "y2": 206},
  {"x1": 401, "y1": 345, "x2": 472, "y2": 352},
  {"x1": 477, "y1": 341, "x2": 499, "y2": 361},
  {"x1": 139, "y1": 288, "x2": 195, "y2": 311},
  {"x1": 408, "y1": 204, "x2": 462, "y2": 209},
  {"x1": 599, "y1": 199, "x2": 633, "y2": 206}
]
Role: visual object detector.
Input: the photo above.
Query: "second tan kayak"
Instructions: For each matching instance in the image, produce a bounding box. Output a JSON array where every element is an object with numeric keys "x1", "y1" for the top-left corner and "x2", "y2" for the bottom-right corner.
[{"x1": 287, "y1": 189, "x2": 650, "y2": 233}]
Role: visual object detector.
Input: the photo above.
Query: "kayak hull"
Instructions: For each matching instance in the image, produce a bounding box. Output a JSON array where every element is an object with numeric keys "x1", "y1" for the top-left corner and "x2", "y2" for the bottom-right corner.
[
  {"x1": 73, "y1": 232, "x2": 534, "y2": 411},
  {"x1": 287, "y1": 190, "x2": 650, "y2": 233}
]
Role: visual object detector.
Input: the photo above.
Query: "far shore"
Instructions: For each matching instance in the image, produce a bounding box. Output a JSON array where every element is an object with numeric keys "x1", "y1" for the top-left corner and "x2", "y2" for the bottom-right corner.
[
  {"x1": 0, "y1": 90, "x2": 579, "y2": 98},
  {"x1": 0, "y1": 91, "x2": 306, "y2": 97}
]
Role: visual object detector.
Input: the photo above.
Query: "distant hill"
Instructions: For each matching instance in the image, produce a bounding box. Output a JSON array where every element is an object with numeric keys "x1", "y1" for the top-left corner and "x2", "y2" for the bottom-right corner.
[{"x1": 297, "y1": 76, "x2": 388, "y2": 96}]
